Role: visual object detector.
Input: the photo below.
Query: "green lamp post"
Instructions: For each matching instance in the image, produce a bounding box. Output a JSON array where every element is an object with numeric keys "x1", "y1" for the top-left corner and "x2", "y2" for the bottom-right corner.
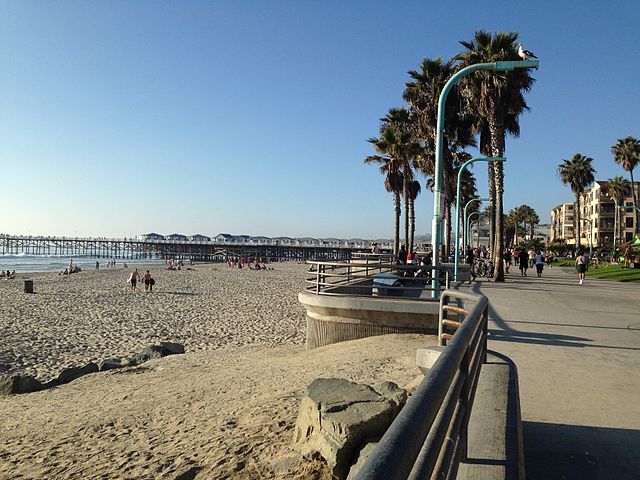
[
  {"x1": 430, "y1": 59, "x2": 538, "y2": 295},
  {"x1": 454, "y1": 157, "x2": 505, "y2": 282}
]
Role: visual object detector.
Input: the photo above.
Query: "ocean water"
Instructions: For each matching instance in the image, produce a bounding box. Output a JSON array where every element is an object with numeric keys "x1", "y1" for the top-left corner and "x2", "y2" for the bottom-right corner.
[{"x1": 0, "y1": 254, "x2": 165, "y2": 273}]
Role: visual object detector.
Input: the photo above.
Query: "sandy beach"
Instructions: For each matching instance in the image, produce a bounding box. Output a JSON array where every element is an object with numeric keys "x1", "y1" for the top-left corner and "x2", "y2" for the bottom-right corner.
[
  {"x1": 0, "y1": 262, "x2": 432, "y2": 479},
  {"x1": 0, "y1": 263, "x2": 309, "y2": 382}
]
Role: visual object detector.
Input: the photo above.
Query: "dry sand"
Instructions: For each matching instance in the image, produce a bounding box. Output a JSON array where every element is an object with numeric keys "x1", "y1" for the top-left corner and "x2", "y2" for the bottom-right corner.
[
  {"x1": 0, "y1": 263, "x2": 309, "y2": 381},
  {"x1": 0, "y1": 263, "x2": 433, "y2": 479}
]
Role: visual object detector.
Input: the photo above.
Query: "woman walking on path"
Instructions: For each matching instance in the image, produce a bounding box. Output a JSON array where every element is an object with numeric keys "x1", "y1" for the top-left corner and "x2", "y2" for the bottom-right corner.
[
  {"x1": 576, "y1": 249, "x2": 588, "y2": 285},
  {"x1": 535, "y1": 251, "x2": 545, "y2": 278},
  {"x1": 518, "y1": 248, "x2": 529, "y2": 276}
]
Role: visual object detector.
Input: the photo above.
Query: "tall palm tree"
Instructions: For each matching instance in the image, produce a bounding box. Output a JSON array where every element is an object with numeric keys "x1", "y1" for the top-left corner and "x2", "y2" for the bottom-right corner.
[
  {"x1": 519, "y1": 205, "x2": 539, "y2": 240},
  {"x1": 365, "y1": 126, "x2": 407, "y2": 254},
  {"x1": 404, "y1": 57, "x2": 476, "y2": 260},
  {"x1": 455, "y1": 31, "x2": 535, "y2": 281},
  {"x1": 612, "y1": 136, "x2": 640, "y2": 230},
  {"x1": 380, "y1": 107, "x2": 419, "y2": 249},
  {"x1": 505, "y1": 208, "x2": 521, "y2": 247},
  {"x1": 557, "y1": 154, "x2": 596, "y2": 248},
  {"x1": 606, "y1": 176, "x2": 631, "y2": 245},
  {"x1": 407, "y1": 180, "x2": 422, "y2": 251}
]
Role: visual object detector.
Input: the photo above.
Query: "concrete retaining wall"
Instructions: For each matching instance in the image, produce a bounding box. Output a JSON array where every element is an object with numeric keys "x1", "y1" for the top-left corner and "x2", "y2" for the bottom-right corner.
[{"x1": 298, "y1": 290, "x2": 440, "y2": 349}]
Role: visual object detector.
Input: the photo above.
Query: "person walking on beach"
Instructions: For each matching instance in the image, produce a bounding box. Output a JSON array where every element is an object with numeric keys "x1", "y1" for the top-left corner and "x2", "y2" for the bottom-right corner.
[
  {"x1": 576, "y1": 249, "x2": 588, "y2": 285},
  {"x1": 535, "y1": 250, "x2": 545, "y2": 278},
  {"x1": 129, "y1": 268, "x2": 140, "y2": 292},
  {"x1": 143, "y1": 270, "x2": 154, "y2": 292},
  {"x1": 518, "y1": 248, "x2": 528, "y2": 276},
  {"x1": 528, "y1": 248, "x2": 536, "y2": 269}
]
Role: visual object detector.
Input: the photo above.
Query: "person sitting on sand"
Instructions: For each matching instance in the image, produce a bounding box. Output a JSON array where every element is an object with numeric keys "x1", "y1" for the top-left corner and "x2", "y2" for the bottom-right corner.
[
  {"x1": 7, "y1": 270, "x2": 16, "y2": 279},
  {"x1": 129, "y1": 268, "x2": 140, "y2": 292}
]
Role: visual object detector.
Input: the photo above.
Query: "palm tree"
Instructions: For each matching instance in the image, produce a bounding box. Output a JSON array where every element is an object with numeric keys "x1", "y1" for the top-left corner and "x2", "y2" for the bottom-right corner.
[
  {"x1": 380, "y1": 107, "x2": 419, "y2": 250},
  {"x1": 505, "y1": 208, "x2": 520, "y2": 247},
  {"x1": 455, "y1": 31, "x2": 535, "y2": 281},
  {"x1": 408, "y1": 180, "x2": 422, "y2": 251},
  {"x1": 365, "y1": 126, "x2": 407, "y2": 254},
  {"x1": 606, "y1": 176, "x2": 631, "y2": 245},
  {"x1": 404, "y1": 57, "x2": 476, "y2": 260},
  {"x1": 557, "y1": 154, "x2": 596, "y2": 248},
  {"x1": 519, "y1": 205, "x2": 539, "y2": 240},
  {"x1": 612, "y1": 136, "x2": 640, "y2": 230}
]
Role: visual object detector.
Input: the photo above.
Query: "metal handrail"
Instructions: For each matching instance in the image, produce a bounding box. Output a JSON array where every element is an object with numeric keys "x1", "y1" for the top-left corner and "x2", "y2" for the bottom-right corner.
[
  {"x1": 354, "y1": 289, "x2": 489, "y2": 479},
  {"x1": 305, "y1": 258, "x2": 450, "y2": 299}
]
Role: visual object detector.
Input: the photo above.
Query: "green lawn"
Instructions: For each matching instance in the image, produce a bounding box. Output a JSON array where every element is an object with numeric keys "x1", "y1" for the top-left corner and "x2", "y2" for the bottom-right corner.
[{"x1": 555, "y1": 260, "x2": 640, "y2": 282}]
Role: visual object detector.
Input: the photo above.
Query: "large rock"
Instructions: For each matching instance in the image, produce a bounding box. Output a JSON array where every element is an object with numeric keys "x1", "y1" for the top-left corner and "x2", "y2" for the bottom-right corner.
[
  {"x1": 293, "y1": 378, "x2": 406, "y2": 479},
  {"x1": 57, "y1": 362, "x2": 99, "y2": 384},
  {"x1": 160, "y1": 342, "x2": 185, "y2": 355},
  {"x1": 98, "y1": 358, "x2": 124, "y2": 371},
  {"x1": 0, "y1": 374, "x2": 43, "y2": 396},
  {"x1": 347, "y1": 441, "x2": 379, "y2": 480},
  {"x1": 132, "y1": 345, "x2": 165, "y2": 365}
]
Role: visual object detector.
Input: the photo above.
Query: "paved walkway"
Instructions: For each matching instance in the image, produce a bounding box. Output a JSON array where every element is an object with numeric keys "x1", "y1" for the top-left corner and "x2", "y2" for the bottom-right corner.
[{"x1": 465, "y1": 265, "x2": 640, "y2": 479}]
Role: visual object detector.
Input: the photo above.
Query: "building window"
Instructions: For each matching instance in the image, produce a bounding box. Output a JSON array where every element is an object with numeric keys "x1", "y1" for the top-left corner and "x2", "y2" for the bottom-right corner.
[
  {"x1": 626, "y1": 217, "x2": 634, "y2": 228},
  {"x1": 626, "y1": 202, "x2": 633, "y2": 207},
  {"x1": 626, "y1": 232, "x2": 633, "y2": 242}
]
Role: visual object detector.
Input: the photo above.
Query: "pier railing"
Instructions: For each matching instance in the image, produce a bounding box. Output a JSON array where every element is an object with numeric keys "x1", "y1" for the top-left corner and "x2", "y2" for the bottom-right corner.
[
  {"x1": 304, "y1": 255, "x2": 450, "y2": 299},
  {"x1": 354, "y1": 289, "x2": 489, "y2": 480}
]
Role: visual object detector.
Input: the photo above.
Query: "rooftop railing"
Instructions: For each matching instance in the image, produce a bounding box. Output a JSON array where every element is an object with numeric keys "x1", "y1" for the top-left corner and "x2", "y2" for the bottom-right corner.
[{"x1": 354, "y1": 289, "x2": 489, "y2": 479}]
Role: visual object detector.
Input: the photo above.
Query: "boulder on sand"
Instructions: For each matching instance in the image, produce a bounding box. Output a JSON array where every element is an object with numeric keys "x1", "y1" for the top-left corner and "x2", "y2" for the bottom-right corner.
[{"x1": 293, "y1": 378, "x2": 407, "y2": 479}]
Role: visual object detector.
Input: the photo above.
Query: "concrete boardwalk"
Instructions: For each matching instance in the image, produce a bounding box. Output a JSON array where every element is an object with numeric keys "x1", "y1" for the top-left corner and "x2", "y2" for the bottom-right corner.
[{"x1": 464, "y1": 265, "x2": 640, "y2": 479}]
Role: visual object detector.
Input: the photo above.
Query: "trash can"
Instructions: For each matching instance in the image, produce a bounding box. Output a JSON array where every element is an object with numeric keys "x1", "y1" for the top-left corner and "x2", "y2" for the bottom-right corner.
[{"x1": 24, "y1": 280, "x2": 34, "y2": 294}]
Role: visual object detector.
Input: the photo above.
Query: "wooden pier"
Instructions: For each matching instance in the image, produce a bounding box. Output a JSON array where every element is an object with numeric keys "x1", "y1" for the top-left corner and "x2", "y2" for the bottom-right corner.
[{"x1": 0, "y1": 235, "x2": 359, "y2": 262}]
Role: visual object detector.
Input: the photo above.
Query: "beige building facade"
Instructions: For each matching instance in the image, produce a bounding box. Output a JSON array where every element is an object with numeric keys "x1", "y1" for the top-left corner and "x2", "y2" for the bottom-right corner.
[{"x1": 551, "y1": 181, "x2": 638, "y2": 249}]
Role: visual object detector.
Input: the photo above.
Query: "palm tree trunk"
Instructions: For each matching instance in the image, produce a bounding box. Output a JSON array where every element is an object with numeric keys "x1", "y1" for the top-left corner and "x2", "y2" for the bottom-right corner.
[
  {"x1": 488, "y1": 161, "x2": 496, "y2": 259},
  {"x1": 393, "y1": 192, "x2": 401, "y2": 254},
  {"x1": 630, "y1": 169, "x2": 638, "y2": 233},
  {"x1": 493, "y1": 160, "x2": 505, "y2": 281},
  {"x1": 403, "y1": 175, "x2": 410, "y2": 249},
  {"x1": 445, "y1": 204, "x2": 452, "y2": 261},
  {"x1": 575, "y1": 193, "x2": 581, "y2": 250},
  {"x1": 489, "y1": 117, "x2": 505, "y2": 282},
  {"x1": 409, "y1": 198, "x2": 415, "y2": 252}
]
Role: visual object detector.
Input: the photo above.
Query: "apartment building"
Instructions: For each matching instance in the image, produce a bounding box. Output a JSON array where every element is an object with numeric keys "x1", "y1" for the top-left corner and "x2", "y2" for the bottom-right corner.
[
  {"x1": 551, "y1": 181, "x2": 638, "y2": 248},
  {"x1": 550, "y1": 202, "x2": 575, "y2": 244}
]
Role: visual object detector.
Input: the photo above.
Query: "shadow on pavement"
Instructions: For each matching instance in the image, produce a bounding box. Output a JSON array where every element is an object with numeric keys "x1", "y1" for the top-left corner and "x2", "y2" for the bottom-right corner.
[
  {"x1": 480, "y1": 294, "x2": 640, "y2": 352},
  {"x1": 524, "y1": 421, "x2": 640, "y2": 480}
]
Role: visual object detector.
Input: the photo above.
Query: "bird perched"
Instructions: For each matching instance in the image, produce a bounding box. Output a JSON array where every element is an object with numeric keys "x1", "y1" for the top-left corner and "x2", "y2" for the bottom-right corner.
[{"x1": 518, "y1": 44, "x2": 538, "y2": 60}]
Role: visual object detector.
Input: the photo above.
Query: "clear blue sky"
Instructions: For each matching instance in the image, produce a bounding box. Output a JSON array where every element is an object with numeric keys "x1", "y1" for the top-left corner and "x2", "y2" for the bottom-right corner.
[{"x1": 2, "y1": 1, "x2": 638, "y2": 239}]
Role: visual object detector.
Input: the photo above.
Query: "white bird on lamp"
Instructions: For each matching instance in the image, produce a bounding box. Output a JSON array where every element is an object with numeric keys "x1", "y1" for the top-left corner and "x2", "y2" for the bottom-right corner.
[{"x1": 517, "y1": 44, "x2": 538, "y2": 60}]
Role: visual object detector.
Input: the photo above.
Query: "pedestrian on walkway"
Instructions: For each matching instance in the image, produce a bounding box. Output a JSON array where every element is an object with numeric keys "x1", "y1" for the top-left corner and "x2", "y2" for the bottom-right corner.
[
  {"x1": 504, "y1": 248, "x2": 512, "y2": 273},
  {"x1": 535, "y1": 250, "x2": 545, "y2": 278},
  {"x1": 576, "y1": 249, "x2": 587, "y2": 285},
  {"x1": 518, "y1": 248, "x2": 528, "y2": 276}
]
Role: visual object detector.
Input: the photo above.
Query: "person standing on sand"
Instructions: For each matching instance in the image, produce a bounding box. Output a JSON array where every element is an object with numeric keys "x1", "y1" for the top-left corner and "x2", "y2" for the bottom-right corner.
[
  {"x1": 129, "y1": 268, "x2": 140, "y2": 292},
  {"x1": 576, "y1": 249, "x2": 587, "y2": 285}
]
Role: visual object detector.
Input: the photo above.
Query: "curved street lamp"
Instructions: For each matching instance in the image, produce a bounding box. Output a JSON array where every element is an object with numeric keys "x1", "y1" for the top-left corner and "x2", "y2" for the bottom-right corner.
[
  {"x1": 453, "y1": 156, "x2": 505, "y2": 282},
  {"x1": 430, "y1": 59, "x2": 539, "y2": 295},
  {"x1": 463, "y1": 197, "x2": 489, "y2": 251}
]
